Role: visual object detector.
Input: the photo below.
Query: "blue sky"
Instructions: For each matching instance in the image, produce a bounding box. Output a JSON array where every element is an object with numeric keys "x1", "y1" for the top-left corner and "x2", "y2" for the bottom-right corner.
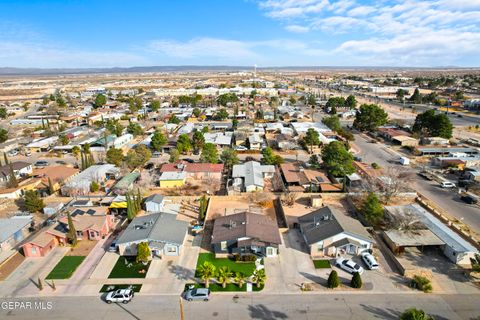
[{"x1": 0, "y1": 0, "x2": 479, "y2": 68}]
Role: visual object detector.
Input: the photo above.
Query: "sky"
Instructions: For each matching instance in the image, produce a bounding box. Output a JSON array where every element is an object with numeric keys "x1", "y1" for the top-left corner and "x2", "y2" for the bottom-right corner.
[{"x1": 0, "y1": 0, "x2": 479, "y2": 68}]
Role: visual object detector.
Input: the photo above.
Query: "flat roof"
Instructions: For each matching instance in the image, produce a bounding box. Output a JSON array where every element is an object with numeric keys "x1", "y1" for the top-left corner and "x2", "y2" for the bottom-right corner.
[{"x1": 384, "y1": 229, "x2": 445, "y2": 247}]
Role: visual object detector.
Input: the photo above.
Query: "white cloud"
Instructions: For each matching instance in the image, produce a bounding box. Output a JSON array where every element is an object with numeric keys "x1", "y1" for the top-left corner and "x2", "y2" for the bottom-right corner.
[
  {"x1": 285, "y1": 24, "x2": 310, "y2": 33},
  {"x1": 260, "y1": 0, "x2": 330, "y2": 18}
]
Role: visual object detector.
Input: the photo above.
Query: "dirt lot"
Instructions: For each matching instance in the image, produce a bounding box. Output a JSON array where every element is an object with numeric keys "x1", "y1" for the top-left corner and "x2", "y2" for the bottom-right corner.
[
  {"x1": 66, "y1": 240, "x2": 98, "y2": 256},
  {"x1": 0, "y1": 252, "x2": 25, "y2": 281},
  {"x1": 205, "y1": 195, "x2": 276, "y2": 221}
]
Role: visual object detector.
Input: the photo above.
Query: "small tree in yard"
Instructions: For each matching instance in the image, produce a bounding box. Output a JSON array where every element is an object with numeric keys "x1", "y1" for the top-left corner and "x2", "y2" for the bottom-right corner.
[
  {"x1": 38, "y1": 277, "x2": 43, "y2": 291},
  {"x1": 48, "y1": 177, "x2": 55, "y2": 195},
  {"x1": 410, "y1": 275, "x2": 432, "y2": 293},
  {"x1": 471, "y1": 253, "x2": 480, "y2": 272},
  {"x1": 90, "y1": 181, "x2": 100, "y2": 192},
  {"x1": 252, "y1": 269, "x2": 266, "y2": 288},
  {"x1": 327, "y1": 270, "x2": 340, "y2": 288},
  {"x1": 235, "y1": 272, "x2": 247, "y2": 288},
  {"x1": 400, "y1": 308, "x2": 433, "y2": 320},
  {"x1": 361, "y1": 193, "x2": 384, "y2": 226},
  {"x1": 351, "y1": 272, "x2": 362, "y2": 288},
  {"x1": 136, "y1": 242, "x2": 151, "y2": 263},
  {"x1": 198, "y1": 195, "x2": 208, "y2": 221},
  {"x1": 198, "y1": 262, "x2": 216, "y2": 288},
  {"x1": 66, "y1": 212, "x2": 77, "y2": 246},
  {"x1": 24, "y1": 190, "x2": 45, "y2": 213},
  {"x1": 216, "y1": 266, "x2": 232, "y2": 288}
]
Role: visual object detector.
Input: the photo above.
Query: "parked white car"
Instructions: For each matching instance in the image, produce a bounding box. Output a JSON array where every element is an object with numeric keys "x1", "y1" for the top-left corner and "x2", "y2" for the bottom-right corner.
[
  {"x1": 335, "y1": 258, "x2": 364, "y2": 274},
  {"x1": 440, "y1": 181, "x2": 455, "y2": 188},
  {"x1": 105, "y1": 289, "x2": 134, "y2": 304},
  {"x1": 360, "y1": 252, "x2": 379, "y2": 270}
]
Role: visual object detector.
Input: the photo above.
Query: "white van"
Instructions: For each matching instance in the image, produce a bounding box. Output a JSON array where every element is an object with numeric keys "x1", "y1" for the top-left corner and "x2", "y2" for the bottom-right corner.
[{"x1": 440, "y1": 181, "x2": 456, "y2": 188}]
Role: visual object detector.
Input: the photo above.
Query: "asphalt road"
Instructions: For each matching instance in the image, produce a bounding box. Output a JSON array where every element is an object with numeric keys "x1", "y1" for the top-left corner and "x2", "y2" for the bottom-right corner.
[
  {"x1": 1, "y1": 293, "x2": 478, "y2": 320},
  {"x1": 353, "y1": 133, "x2": 480, "y2": 232}
]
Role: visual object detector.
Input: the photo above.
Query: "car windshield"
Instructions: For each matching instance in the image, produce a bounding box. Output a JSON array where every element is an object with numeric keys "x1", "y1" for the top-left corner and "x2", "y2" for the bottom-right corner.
[{"x1": 354, "y1": 265, "x2": 360, "y2": 270}]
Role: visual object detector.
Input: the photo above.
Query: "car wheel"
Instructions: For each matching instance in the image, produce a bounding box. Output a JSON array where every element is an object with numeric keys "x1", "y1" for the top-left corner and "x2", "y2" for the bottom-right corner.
[
  {"x1": 106, "y1": 300, "x2": 112, "y2": 304},
  {"x1": 188, "y1": 298, "x2": 193, "y2": 302},
  {"x1": 204, "y1": 299, "x2": 209, "y2": 302},
  {"x1": 123, "y1": 300, "x2": 129, "y2": 304}
]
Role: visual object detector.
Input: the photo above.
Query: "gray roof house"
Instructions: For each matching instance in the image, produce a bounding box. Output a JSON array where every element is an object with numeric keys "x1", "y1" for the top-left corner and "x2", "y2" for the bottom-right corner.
[
  {"x1": 144, "y1": 194, "x2": 165, "y2": 213},
  {"x1": 116, "y1": 213, "x2": 189, "y2": 257},
  {"x1": 298, "y1": 206, "x2": 373, "y2": 258},
  {"x1": 232, "y1": 161, "x2": 275, "y2": 192},
  {"x1": 0, "y1": 215, "x2": 32, "y2": 253}
]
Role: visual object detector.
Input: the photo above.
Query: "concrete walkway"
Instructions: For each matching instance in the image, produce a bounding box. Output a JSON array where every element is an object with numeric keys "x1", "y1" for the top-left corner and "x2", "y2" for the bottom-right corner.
[{"x1": 89, "y1": 252, "x2": 119, "y2": 279}]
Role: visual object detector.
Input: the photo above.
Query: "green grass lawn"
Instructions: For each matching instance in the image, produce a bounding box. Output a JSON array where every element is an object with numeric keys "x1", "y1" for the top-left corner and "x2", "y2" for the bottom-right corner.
[
  {"x1": 313, "y1": 260, "x2": 331, "y2": 269},
  {"x1": 108, "y1": 257, "x2": 150, "y2": 279},
  {"x1": 195, "y1": 253, "x2": 256, "y2": 277},
  {"x1": 100, "y1": 284, "x2": 142, "y2": 293},
  {"x1": 46, "y1": 256, "x2": 86, "y2": 279},
  {"x1": 185, "y1": 282, "x2": 264, "y2": 292}
]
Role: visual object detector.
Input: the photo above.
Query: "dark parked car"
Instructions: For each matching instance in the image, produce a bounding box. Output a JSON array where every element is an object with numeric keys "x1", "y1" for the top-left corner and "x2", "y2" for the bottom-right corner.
[
  {"x1": 184, "y1": 158, "x2": 195, "y2": 163},
  {"x1": 460, "y1": 195, "x2": 478, "y2": 204}
]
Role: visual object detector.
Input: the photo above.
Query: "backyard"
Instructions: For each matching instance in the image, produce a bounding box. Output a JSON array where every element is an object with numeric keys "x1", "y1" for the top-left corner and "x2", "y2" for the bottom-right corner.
[
  {"x1": 46, "y1": 256, "x2": 86, "y2": 279},
  {"x1": 108, "y1": 257, "x2": 151, "y2": 279},
  {"x1": 195, "y1": 253, "x2": 256, "y2": 277}
]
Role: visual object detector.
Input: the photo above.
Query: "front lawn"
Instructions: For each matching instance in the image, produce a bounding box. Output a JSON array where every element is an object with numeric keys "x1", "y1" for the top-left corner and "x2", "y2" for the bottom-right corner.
[
  {"x1": 108, "y1": 257, "x2": 150, "y2": 279},
  {"x1": 313, "y1": 260, "x2": 331, "y2": 269},
  {"x1": 46, "y1": 256, "x2": 86, "y2": 279},
  {"x1": 195, "y1": 253, "x2": 256, "y2": 277},
  {"x1": 184, "y1": 282, "x2": 264, "y2": 292},
  {"x1": 100, "y1": 284, "x2": 142, "y2": 293}
]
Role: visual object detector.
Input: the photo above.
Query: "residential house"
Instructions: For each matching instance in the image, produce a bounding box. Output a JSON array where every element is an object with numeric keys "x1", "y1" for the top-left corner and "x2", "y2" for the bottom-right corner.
[
  {"x1": 248, "y1": 134, "x2": 263, "y2": 150},
  {"x1": 0, "y1": 161, "x2": 33, "y2": 184},
  {"x1": 159, "y1": 172, "x2": 186, "y2": 188},
  {"x1": 62, "y1": 164, "x2": 119, "y2": 196},
  {"x1": 32, "y1": 165, "x2": 79, "y2": 195},
  {"x1": 298, "y1": 206, "x2": 373, "y2": 259},
  {"x1": 116, "y1": 212, "x2": 189, "y2": 257},
  {"x1": 211, "y1": 211, "x2": 281, "y2": 258},
  {"x1": 280, "y1": 163, "x2": 342, "y2": 192},
  {"x1": 144, "y1": 194, "x2": 165, "y2": 213},
  {"x1": 0, "y1": 215, "x2": 32, "y2": 253},
  {"x1": 160, "y1": 162, "x2": 224, "y2": 182},
  {"x1": 232, "y1": 161, "x2": 275, "y2": 192}
]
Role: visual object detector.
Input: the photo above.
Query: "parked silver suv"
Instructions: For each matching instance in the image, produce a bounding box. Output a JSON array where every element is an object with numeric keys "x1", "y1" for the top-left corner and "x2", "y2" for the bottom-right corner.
[
  {"x1": 184, "y1": 288, "x2": 211, "y2": 301},
  {"x1": 105, "y1": 289, "x2": 134, "y2": 304}
]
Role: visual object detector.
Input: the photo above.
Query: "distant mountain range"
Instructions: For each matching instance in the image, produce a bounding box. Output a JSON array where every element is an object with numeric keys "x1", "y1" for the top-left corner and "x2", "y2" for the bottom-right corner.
[{"x1": 0, "y1": 65, "x2": 478, "y2": 76}]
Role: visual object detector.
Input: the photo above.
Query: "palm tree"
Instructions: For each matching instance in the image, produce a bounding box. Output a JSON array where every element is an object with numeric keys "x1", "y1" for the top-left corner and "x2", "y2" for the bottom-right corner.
[
  {"x1": 197, "y1": 262, "x2": 216, "y2": 288},
  {"x1": 252, "y1": 269, "x2": 266, "y2": 288},
  {"x1": 216, "y1": 266, "x2": 232, "y2": 289},
  {"x1": 234, "y1": 272, "x2": 247, "y2": 288}
]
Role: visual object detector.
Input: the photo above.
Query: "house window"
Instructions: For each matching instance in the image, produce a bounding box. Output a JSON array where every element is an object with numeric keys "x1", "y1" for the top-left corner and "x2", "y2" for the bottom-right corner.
[
  {"x1": 266, "y1": 247, "x2": 274, "y2": 256},
  {"x1": 361, "y1": 243, "x2": 368, "y2": 248},
  {"x1": 167, "y1": 246, "x2": 177, "y2": 253},
  {"x1": 31, "y1": 247, "x2": 37, "y2": 254},
  {"x1": 220, "y1": 241, "x2": 227, "y2": 251}
]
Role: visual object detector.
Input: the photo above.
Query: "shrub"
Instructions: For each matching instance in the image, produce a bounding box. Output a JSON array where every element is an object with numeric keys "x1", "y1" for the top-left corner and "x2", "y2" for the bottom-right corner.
[
  {"x1": 90, "y1": 181, "x2": 100, "y2": 192},
  {"x1": 410, "y1": 275, "x2": 432, "y2": 293},
  {"x1": 371, "y1": 162, "x2": 380, "y2": 169},
  {"x1": 327, "y1": 270, "x2": 340, "y2": 288},
  {"x1": 400, "y1": 308, "x2": 433, "y2": 320},
  {"x1": 351, "y1": 272, "x2": 362, "y2": 288}
]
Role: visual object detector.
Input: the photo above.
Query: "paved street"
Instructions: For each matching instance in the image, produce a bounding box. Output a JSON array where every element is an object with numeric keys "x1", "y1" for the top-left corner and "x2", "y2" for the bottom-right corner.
[
  {"x1": 353, "y1": 133, "x2": 480, "y2": 233},
  {"x1": 1, "y1": 293, "x2": 479, "y2": 320}
]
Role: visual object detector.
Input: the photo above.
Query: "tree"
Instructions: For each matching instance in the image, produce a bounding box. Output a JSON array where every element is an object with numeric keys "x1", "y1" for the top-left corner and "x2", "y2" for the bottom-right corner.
[
  {"x1": 192, "y1": 107, "x2": 201, "y2": 117},
  {"x1": 400, "y1": 308, "x2": 433, "y2": 320},
  {"x1": 216, "y1": 266, "x2": 232, "y2": 289},
  {"x1": 396, "y1": 89, "x2": 408, "y2": 101},
  {"x1": 261, "y1": 147, "x2": 284, "y2": 165},
  {"x1": 213, "y1": 108, "x2": 229, "y2": 121},
  {"x1": 24, "y1": 190, "x2": 45, "y2": 213},
  {"x1": 192, "y1": 130, "x2": 205, "y2": 153},
  {"x1": 353, "y1": 104, "x2": 388, "y2": 132},
  {"x1": 321, "y1": 141, "x2": 355, "y2": 177},
  {"x1": 198, "y1": 262, "x2": 216, "y2": 288},
  {"x1": 234, "y1": 272, "x2": 247, "y2": 288},
  {"x1": 176, "y1": 134, "x2": 192, "y2": 154},
  {"x1": 0, "y1": 107, "x2": 7, "y2": 119},
  {"x1": 199, "y1": 195, "x2": 208, "y2": 221},
  {"x1": 289, "y1": 96, "x2": 296, "y2": 105},
  {"x1": 128, "y1": 96, "x2": 143, "y2": 113},
  {"x1": 150, "y1": 130, "x2": 167, "y2": 152},
  {"x1": 168, "y1": 114, "x2": 180, "y2": 124},
  {"x1": 220, "y1": 148, "x2": 240, "y2": 169},
  {"x1": 200, "y1": 143, "x2": 218, "y2": 163},
  {"x1": 150, "y1": 100, "x2": 160, "y2": 112},
  {"x1": 90, "y1": 181, "x2": 100, "y2": 192},
  {"x1": 105, "y1": 119, "x2": 124, "y2": 137},
  {"x1": 345, "y1": 95, "x2": 357, "y2": 109},
  {"x1": 38, "y1": 277, "x2": 43, "y2": 291},
  {"x1": 413, "y1": 110, "x2": 452, "y2": 139},
  {"x1": 94, "y1": 94, "x2": 107, "y2": 108},
  {"x1": 361, "y1": 193, "x2": 384, "y2": 226},
  {"x1": 106, "y1": 147, "x2": 123, "y2": 166},
  {"x1": 59, "y1": 134, "x2": 69, "y2": 145},
  {"x1": 136, "y1": 242, "x2": 151, "y2": 263},
  {"x1": 72, "y1": 146, "x2": 80, "y2": 158},
  {"x1": 309, "y1": 154, "x2": 320, "y2": 168},
  {"x1": 304, "y1": 128, "x2": 320, "y2": 154},
  {"x1": 252, "y1": 269, "x2": 266, "y2": 288},
  {"x1": 127, "y1": 122, "x2": 143, "y2": 137},
  {"x1": 470, "y1": 253, "x2": 480, "y2": 273},
  {"x1": 169, "y1": 148, "x2": 180, "y2": 163},
  {"x1": 327, "y1": 270, "x2": 340, "y2": 288},
  {"x1": 217, "y1": 93, "x2": 238, "y2": 106},
  {"x1": 0, "y1": 127, "x2": 8, "y2": 143},
  {"x1": 325, "y1": 97, "x2": 345, "y2": 114},
  {"x1": 48, "y1": 177, "x2": 55, "y2": 195},
  {"x1": 351, "y1": 272, "x2": 362, "y2": 288},
  {"x1": 409, "y1": 88, "x2": 422, "y2": 104},
  {"x1": 231, "y1": 118, "x2": 238, "y2": 130},
  {"x1": 125, "y1": 144, "x2": 151, "y2": 169},
  {"x1": 66, "y1": 212, "x2": 77, "y2": 246},
  {"x1": 6, "y1": 163, "x2": 18, "y2": 188},
  {"x1": 322, "y1": 115, "x2": 341, "y2": 132}
]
